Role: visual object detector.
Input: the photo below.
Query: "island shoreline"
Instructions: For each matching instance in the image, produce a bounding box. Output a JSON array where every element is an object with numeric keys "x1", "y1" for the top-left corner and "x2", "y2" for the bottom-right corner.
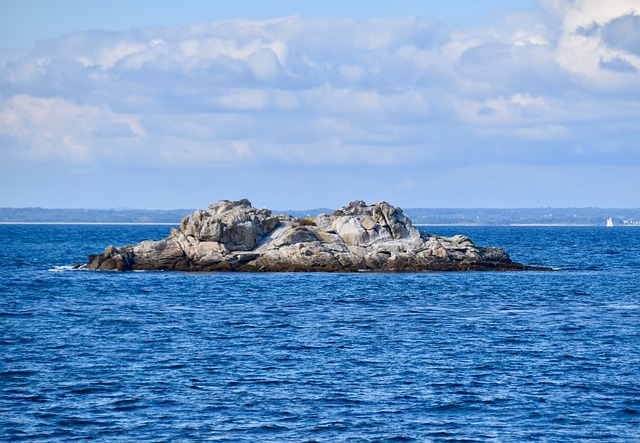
[{"x1": 81, "y1": 199, "x2": 551, "y2": 272}]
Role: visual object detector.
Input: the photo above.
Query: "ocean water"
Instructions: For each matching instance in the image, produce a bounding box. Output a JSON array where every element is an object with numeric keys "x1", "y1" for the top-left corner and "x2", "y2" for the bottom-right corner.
[{"x1": 1, "y1": 224, "x2": 639, "y2": 442}]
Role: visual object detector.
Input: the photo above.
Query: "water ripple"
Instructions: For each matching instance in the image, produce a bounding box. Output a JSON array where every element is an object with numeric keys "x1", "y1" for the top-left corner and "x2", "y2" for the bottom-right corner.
[{"x1": 1, "y1": 225, "x2": 640, "y2": 441}]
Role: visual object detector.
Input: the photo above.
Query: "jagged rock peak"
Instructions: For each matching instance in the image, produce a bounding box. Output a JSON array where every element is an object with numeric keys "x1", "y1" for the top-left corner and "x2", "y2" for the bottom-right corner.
[
  {"x1": 82, "y1": 198, "x2": 549, "y2": 272},
  {"x1": 330, "y1": 200, "x2": 419, "y2": 246},
  {"x1": 179, "y1": 198, "x2": 279, "y2": 251},
  {"x1": 334, "y1": 200, "x2": 402, "y2": 216}
]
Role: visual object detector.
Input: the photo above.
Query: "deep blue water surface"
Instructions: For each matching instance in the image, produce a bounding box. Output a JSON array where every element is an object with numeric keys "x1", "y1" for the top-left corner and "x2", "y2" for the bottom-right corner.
[{"x1": 1, "y1": 224, "x2": 639, "y2": 442}]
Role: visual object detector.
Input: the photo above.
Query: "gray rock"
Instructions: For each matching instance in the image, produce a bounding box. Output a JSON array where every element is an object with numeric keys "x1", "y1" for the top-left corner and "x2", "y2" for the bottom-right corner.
[
  {"x1": 83, "y1": 199, "x2": 548, "y2": 272},
  {"x1": 180, "y1": 199, "x2": 278, "y2": 251}
]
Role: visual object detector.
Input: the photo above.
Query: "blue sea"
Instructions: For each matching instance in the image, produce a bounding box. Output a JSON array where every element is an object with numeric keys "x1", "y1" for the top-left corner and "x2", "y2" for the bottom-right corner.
[{"x1": 1, "y1": 224, "x2": 639, "y2": 442}]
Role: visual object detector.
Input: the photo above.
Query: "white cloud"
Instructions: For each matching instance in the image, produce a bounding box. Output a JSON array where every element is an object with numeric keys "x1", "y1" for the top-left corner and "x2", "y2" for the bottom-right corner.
[
  {"x1": 216, "y1": 89, "x2": 271, "y2": 111},
  {"x1": 455, "y1": 93, "x2": 563, "y2": 139},
  {"x1": 0, "y1": 95, "x2": 144, "y2": 162},
  {"x1": 554, "y1": 0, "x2": 640, "y2": 87},
  {"x1": 1, "y1": 1, "x2": 639, "y2": 181}
]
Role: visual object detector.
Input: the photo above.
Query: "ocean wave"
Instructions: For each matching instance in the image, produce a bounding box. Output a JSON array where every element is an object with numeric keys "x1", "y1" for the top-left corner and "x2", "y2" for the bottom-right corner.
[{"x1": 48, "y1": 265, "x2": 78, "y2": 272}]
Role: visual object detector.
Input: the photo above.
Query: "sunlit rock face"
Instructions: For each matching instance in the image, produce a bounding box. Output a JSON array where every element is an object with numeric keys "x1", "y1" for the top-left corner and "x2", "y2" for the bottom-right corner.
[{"x1": 84, "y1": 199, "x2": 545, "y2": 272}]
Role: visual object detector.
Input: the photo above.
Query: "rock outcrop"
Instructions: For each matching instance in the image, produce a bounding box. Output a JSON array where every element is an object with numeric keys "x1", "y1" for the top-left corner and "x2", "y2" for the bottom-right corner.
[{"x1": 83, "y1": 199, "x2": 545, "y2": 272}]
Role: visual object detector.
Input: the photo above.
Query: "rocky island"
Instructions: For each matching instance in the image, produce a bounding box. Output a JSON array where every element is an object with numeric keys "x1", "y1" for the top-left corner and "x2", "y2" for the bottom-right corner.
[{"x1": 83, "y1": 199, "x2": 545, "y2": 272}]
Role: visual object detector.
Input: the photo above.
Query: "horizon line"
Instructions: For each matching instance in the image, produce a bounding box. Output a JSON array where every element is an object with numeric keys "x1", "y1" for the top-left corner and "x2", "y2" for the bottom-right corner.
[{"x1": 2, "y1": 206, "x2": 640, "y2": 211}]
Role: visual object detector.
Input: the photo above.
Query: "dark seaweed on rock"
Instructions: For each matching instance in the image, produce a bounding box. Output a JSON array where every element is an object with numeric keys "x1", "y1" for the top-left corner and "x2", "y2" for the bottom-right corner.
[{"x1": 83, "y1": 199, "x2": 548, "y2": 272}]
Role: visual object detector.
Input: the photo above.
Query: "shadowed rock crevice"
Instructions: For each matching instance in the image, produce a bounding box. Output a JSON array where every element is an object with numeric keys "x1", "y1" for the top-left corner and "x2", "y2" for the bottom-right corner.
[{"x1": 83, "y1": 199, "x2": 548, "y2": 272}]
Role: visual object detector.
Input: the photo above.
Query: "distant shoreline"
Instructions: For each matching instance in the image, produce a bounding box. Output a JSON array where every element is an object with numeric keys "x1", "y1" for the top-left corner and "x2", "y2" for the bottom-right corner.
[
  {"x1": 0, "y1": 222, "x2": 179, "y2": 226},
  {"x1": 2, "y1": 222, "x2": 639, "y2": 227},
  {"x1": 415, "y1": 223, "x2": 640, "y2": 227},
  {"x1": 2, "y1": 206, "x2": 640, "y2": 226}
]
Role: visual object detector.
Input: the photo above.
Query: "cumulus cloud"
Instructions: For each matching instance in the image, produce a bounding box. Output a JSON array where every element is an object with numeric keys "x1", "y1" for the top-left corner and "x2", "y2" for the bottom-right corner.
[
  {"x1": 602, "y1": 12, "x2": 640, "y2": 56},
  {"x1": 555, "y1": 0, "x2": 640, "y2": 86},
  {"x1": 0, "y1": 95, "x2": 144, "y2": 162},
  {"x1": 1, "y1": 1, "x2": 639, "y2": 207}
]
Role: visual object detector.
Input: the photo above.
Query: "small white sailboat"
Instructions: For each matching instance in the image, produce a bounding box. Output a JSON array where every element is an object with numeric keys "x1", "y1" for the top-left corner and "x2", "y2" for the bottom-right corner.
[{"x1": 606, "y1": 217, "x2": 614, "y2": 227}]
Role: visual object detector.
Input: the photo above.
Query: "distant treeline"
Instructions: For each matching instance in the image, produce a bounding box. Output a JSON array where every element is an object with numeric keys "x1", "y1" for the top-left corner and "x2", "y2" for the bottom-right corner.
[
  {"x1": 1, "y1": 206, "x2": 640, "y2": 226},
  {"x1": 0, "y1": 208, "x2": 193, "y2": 223},
  {"x1": 403, "y1": 207, "x2": 640, "y2": 226}
]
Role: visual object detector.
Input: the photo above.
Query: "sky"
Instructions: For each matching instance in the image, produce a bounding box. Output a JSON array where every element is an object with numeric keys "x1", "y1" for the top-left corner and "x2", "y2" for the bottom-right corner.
[{"x1": 1, "y1": 0, "x2": 639, "y2": 210}]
